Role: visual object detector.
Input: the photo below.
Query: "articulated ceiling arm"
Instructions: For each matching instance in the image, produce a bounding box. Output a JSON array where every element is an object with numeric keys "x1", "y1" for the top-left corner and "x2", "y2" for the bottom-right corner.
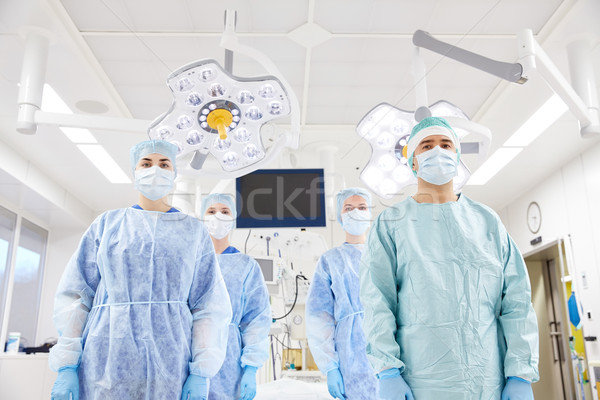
[
  {"x1": 412, "y1": 29, "x2": 526, "y2": 84},
  {"x1": 413, "y1": 29, "x2": 600, "y2": 138}
]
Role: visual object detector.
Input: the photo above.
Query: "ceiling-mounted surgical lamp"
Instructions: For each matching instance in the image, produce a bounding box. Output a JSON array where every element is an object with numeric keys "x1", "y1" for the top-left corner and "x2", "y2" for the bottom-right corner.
[
  {"x1": 16, "y1": 10, "x2": 300, "y2": 179},
  {"x1": 356, "y1": 44, "x2": 491, "y2": 199},
  {"x1": 356, "y1": 100, "x2": 491, "y2": 199},
  {"x1": 147, "y1": 10, "x2": 300, "y2": 178}
]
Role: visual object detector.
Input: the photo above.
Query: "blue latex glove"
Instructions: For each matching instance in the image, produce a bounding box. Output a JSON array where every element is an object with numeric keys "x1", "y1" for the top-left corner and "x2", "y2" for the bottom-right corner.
[
  {"x1": 239, "y1": 366, "x2": 258, "y2": 400},
  {"x1": 378, "y1": 368, "x2": 414, "y2": 400},
  {"x1": 181, "y1": 374, "x2": 209, "y2": 400},
  {"x1": 501, "y1": 376, "x2": 533, "y2": 400},
  {"x1": 326, "y1": 368, "x2": 346, "y2": 399},
  {"x1": 51, "y1": 366, "x2": 79, "y2": 400}
]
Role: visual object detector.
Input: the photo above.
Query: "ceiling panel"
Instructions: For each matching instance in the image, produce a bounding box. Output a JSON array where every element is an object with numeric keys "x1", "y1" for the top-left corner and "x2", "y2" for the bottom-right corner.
[
  {"x1": 2, "y1": 0, "x2": 598, "y2": 228},
  {"x1": 187, "y1": 0, "x2": 309, "y2": 33}
]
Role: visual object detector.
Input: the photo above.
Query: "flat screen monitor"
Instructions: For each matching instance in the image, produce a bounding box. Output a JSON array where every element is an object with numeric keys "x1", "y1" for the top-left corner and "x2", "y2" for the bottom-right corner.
[
  {"x1": 255, "y1": 257, "x2": 275, "y2": 284},
  {"x1": 236, "y1": 168, "x2": 326, "y2": 228}
]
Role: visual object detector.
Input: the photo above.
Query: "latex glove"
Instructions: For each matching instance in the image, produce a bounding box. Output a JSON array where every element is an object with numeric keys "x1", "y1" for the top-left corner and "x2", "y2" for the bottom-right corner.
[
  {"x1": 239, "y1": 366, "x2": 258, "y2": 400},
  {"x1": 326, "y1": 368, "x2": 346, "y2": 399},
  {"x1": 51, "y1": 366, "x2": 79, "y2": 400},
  {"x1": 378, "y1": 368, "x2": 414, "y2": 400},
  {"x1": 501, "y1": 376, "x2": 533, "y2": 400},
  {"x1": 181, "y1": 374, "x2": 209, "y2": 400}
]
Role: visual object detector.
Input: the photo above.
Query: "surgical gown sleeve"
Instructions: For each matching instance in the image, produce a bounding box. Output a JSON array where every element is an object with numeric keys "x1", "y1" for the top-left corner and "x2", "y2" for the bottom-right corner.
[
  {"x1": 239, "y1": 261, "x2": 271, "y2": 368},
  {"x1": 306, "y1": 256, "x2": 339, "y2": 373},
  {"x1": 49, "y1": 215, "x2": 103, "y2": 371},
  {"x1": 498, "y1": 225, "x2": 540, "y2": 382},
  {"x1": 359, "y1": 212, "x2": 405, "y2": 373},
  {"x1": 188, "y1": 237, "x2": 233, "y2": 378}
]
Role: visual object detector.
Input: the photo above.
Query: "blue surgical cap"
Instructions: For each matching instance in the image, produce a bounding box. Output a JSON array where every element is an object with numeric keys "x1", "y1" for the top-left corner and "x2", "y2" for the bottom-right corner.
[
  {"x1": 406, "y1": 116, "x2": 461, "y2": 177},
  {"x1": 201, "y1": 193, "x2": 237, "y2": 219},
  {"x1": 336, "y1": 187, "x2": 372, "y2": 224},
  {"x1": 130, "y1": 140, "x2": 178, "y2": 176}
]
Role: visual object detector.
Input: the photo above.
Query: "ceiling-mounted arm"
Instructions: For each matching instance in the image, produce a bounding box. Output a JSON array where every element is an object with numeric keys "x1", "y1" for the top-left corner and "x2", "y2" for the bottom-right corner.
[
  {"x1": 518, "y1": 29, "x2": 599, "y2": 137},
  {"x1": 223, "y1": 10, "x2": 236, "y2": 74},
  {"x1": 220, "y1": 9, "x2": 300, "y2": 149},
  {"x1": 412, "y1": 29, "x2": 526, "y2": 84},
  {"x1": 413, "y1": 29, "x2": 600, "y2": 138}
]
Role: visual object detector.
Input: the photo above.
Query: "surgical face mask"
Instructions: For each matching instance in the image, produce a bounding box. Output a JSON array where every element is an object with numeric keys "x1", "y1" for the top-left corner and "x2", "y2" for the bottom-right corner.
[
  {"x1": 134, "y1": 166, "x2": 175, "y2": 201},
  {"x1": 341, "y1": 209, "x2": 371, "y2": 235},
  {"x1": 415, "y1": 146, "x2": 458, "y2": 185},
  {"x1": 205, "y1": 212, "x2": 234, "y2": 239}
]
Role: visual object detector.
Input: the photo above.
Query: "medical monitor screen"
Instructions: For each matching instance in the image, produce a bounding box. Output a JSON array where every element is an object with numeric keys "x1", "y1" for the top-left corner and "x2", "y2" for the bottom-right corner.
[
  {"x1": 236, "y1": 169, "x2": 326, "y2": 228},
  {"x1": 255, "y1": 258, "x2": 274, "y2": 283}
]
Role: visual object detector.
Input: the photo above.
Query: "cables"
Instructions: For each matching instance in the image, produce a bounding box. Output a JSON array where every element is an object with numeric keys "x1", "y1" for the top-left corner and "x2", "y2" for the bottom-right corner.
[
  {"x1": 272, "y1": 273, "x2": 307, "y2": 321},
  {"x1": 244, "y1": 229, "x2": 252, "y2": 253}
]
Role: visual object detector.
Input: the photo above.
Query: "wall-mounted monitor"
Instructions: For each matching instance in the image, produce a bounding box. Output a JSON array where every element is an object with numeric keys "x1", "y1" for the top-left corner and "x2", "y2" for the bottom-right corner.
[{"x1": 236, "y1": 168, "x2": 326, "y2": 228}]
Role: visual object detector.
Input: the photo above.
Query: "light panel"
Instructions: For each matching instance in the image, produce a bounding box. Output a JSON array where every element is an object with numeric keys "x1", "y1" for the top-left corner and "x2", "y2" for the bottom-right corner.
[
  {"x1": 41, "y1": 84, "x2": 72, "y2": 114},
  {"x1": 60, "y1": 127, "x2": 97, "y2": 143},
  {"x1": 503, "y1": 94, "x2": 568, "y2": 147},
  {"x1": 467, "y1": 148, "x2": 523, "y2": 185},
  {"x1": 77, "y1": 144, "x2": 131, "y2": 184}
]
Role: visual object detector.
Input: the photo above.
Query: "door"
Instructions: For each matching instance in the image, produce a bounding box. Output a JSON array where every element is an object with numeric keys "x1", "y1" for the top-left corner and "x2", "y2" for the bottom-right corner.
[{"x1": 525, "y1": 241, "x2": 576, "y2": 400}]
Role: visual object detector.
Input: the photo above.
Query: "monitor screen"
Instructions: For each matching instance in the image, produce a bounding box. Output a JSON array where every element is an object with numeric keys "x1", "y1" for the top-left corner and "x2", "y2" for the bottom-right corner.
[
  {"x1": 255, "y1": 258, "x2": 274, "y2": 283},
  {"x1": 236, "y1": 168, "x2": 326, "y2": 228}
]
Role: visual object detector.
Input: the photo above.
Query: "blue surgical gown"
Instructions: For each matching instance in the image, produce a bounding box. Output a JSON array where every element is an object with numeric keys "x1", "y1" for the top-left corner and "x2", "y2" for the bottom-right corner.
[
  {"x1": 360, "y1": 194, "x2": 539, "y2": 400},
  {"x1": 306, "y1": 243, "x2": 379, "y2": 400},
  {"x1": 208, "y1": 246, "x2": 271, "y2": 400},
  {"x1": 49, "y1": 207, "x2": 232, "y2": 399}
]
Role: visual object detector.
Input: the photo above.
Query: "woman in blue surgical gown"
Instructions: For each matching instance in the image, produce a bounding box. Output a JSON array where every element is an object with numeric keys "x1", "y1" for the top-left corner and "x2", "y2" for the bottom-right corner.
[
  {"x1": 49, "y1": 140, "x2": 232, "y2": 400},
  {"x1": 306, "y1": 187, "x2": 379, "y2": 400},
  {"x1": 201, "y1": 193, "x2": 271, "y2": 400}
]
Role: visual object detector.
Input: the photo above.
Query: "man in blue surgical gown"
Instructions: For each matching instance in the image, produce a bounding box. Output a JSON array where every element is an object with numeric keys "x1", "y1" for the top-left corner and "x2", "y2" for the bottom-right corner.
[
  {"x1": 360, "y1": 117, "x2": 539, "y2": 400},
  {"x1": 49, "y1": 140, "x2": 232, "y2": 400},
  {"x1": 201, "y1": 193, "x2": 272, "y2": 400},
  {"x1": 306, "y1": 187, "x2": 379, "y2": 400}
]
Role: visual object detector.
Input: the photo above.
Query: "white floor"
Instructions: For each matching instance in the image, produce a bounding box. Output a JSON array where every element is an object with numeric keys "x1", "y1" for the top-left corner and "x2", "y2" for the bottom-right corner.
[{"x1": 256, "y1": 378, "x2": 331, "y2": 400}]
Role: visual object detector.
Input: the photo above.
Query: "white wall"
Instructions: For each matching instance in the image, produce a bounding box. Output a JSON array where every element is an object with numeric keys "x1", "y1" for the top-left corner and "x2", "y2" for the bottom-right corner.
[
  {"x1": 499, "y1": 139, "x2": 600, "y2": 368},
  {"x1": 36, "y1": 227, "x2": 87, "y2": 343}
]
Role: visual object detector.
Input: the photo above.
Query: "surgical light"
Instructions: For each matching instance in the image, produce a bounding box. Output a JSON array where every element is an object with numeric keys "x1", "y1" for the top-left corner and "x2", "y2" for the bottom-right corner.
[
  {"x1": 148, "y1": 59, "x2": 291, "y2": 173},
  {"x1": 356, "y1": 100, "x2": 490, "y2": 199}
]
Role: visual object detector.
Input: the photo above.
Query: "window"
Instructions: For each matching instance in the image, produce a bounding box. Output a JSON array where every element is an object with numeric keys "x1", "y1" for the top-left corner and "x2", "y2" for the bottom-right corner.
[
  {"x1": 0, "y1": 205, "x2": 48, "y2": 352},
  {"x1": 0, "y1": 207, "x2": 17, "y2": 334}
]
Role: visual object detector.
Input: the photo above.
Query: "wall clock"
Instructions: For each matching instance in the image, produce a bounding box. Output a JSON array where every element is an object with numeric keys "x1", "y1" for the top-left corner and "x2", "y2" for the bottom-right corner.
[{"x1": 527, "y1": 201, "x2": 542, "y2": 234}]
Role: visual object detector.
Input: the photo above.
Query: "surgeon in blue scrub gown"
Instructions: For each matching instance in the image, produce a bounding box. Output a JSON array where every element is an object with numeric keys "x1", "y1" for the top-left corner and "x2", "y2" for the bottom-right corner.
[
  {"x1": 49, "y1": 140, "x2": 232, "y2": 400},
  {"x1": 360, "y1": 117, "x2": 539, "y2": 400},
  {"x1": 306, "y1": 187, "x2": 379, "y2": 400},
  {"x1": 201, "y1": 193, "x2": 271, "y2": 400}
]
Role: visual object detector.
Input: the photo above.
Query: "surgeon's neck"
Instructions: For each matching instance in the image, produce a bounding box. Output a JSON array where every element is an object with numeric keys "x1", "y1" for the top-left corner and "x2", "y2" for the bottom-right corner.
[
  {"x1": 413, "y1": 179, "x2": 458, "y2": 204},
  {"x1": 211, "y1": 236, "x2": 230, "y2": 254},
  {"x1": 138, "y1": 194, "x2": 172, "y2": 212},
  {"x1": 345, "y1": 232, "x2": 366, "y2": 244}
]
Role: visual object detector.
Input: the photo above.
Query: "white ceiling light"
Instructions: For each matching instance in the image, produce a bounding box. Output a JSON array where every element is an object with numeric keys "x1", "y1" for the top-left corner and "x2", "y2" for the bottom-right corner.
[
  {"x1": 77, "y1": 144, "x2": 131, "y2": 184},
  {"x1": 59, "y1": 127, "x2": 97, "y2": 143},
  {"x1": 503, "y1": 94, "x2": 568, "y2": 147},
  {"x1": 41, "y1": 83, "x2": 72, "y2": 114},
  {"x1": 467, "y1": 148, "x2": 523, "y2": 185}
]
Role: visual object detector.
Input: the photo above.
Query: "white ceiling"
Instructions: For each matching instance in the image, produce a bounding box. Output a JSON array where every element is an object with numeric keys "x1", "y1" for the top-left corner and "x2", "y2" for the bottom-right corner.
[{"x1": 0, "y1": 0, "x2": 599, "y2": 229}]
